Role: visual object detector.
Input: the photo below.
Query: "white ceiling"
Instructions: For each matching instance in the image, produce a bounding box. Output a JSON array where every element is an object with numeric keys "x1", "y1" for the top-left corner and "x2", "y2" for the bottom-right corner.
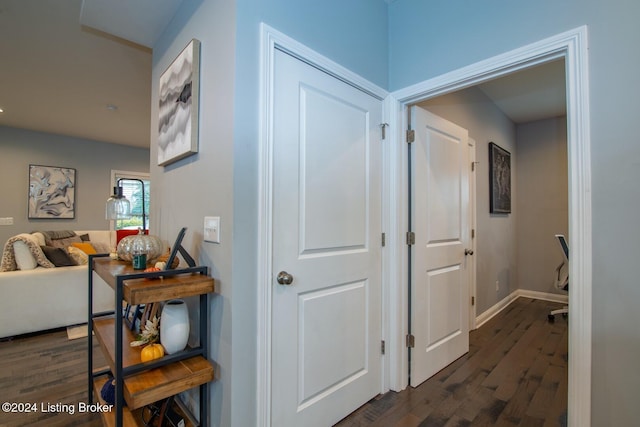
[
  {"x1": 477, "y1": 59, "x2": 566, "y2": 123},
  {"x1": 0, "y1": 0, "x2": 565, "y2": 150},
  {"x1": 79, "y1": 0, "x2": 184, "y2": 48},
  {"x1": 0, "y1": 0, "x2": 155, "y2": 148}
]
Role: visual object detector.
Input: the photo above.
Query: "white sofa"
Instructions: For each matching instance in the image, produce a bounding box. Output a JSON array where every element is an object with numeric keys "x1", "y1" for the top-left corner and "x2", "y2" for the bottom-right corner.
[{"x1": 0, "y1": 230, "x2": 117, "y2": 338}]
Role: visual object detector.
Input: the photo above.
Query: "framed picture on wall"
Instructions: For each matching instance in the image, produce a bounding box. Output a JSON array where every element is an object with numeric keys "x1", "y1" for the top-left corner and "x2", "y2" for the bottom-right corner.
[
  {"x1": 157, "y1": 38, "x2": 201, "y2": 166},
  {"x1": 489, "y1": 142, "x2": 511, "y2": 214},
  {"x1": 28, "y1": 164, "x2": 76, "y2": 219}
]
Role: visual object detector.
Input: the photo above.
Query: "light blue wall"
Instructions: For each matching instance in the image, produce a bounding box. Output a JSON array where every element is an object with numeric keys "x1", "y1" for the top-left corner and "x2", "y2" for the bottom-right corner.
[
  {"x1": 390, "y1": 1, "x2": 640, "y2": 425},
  {"x1": 151, "y1": 1, "x2": 236, "y2": 426},
  {"x1": 152, "y1": 1, "x2": 388, "y2": 426},
  {"x1": 152, "y1": 0, "x2": 640, "y2": 425},
  {"x1": 238, "y1": 0, "x2": 388, "y2": 89},
  {"x1": 389, "y1": 0, "x2": 585, "y2": 90}
]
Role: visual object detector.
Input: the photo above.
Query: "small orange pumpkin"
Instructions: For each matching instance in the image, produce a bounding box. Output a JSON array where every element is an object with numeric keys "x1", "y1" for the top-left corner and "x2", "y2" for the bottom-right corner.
[
  {"x1": 140, "y1": 343, "x2": 164, "y2": 362},
  {"x1": 143, "y1": 266, "x2": 162, "y2": 280}
]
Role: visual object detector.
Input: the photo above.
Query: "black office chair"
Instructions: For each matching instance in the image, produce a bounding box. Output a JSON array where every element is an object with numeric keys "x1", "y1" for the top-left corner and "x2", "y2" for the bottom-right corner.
[{"x1": 548, "y1": 234, "x2": 569, "y2": 322}]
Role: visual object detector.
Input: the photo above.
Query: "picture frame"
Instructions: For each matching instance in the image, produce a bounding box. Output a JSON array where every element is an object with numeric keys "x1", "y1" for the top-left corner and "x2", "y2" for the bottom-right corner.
[
  {"x1": 157, "y1": 38, "x2": 201, "y2": 166},
  {"x1": 28, "y1": 164, "x2": 76, "y2": 219},
  {"x1": 489, "y1": 142, "x2": 511, "y2": 214}
]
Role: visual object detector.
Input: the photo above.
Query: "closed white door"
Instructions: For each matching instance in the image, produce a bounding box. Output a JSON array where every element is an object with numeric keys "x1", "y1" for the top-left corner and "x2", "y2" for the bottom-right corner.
[
  {"x1": 271, "y1": 49, "x2": 383, "y2": 426},
  {"x1": 410, "y1": 106, "x2": 470, "y2": 387}
]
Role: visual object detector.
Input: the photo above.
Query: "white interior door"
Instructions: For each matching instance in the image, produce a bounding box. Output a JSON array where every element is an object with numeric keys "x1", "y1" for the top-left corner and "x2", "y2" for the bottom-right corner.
[
  {"x1": 410, "y1": 106, "x2": 470, "y2": 387},
  {"x1": 271, "y1": 49, "x2": 383, "y2": 426}
]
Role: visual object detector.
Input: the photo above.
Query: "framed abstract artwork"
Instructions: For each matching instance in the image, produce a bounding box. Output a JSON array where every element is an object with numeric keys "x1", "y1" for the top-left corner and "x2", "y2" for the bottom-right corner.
[
  {"x1": 28, "y1": 165, "x2": 76, "y2": 219},
  {"x1": 157, "y1": 38, "x2": 201, "y2": 166},
  {"x1": 489, "y1": 142, "x2": 511, "y2": 214}
]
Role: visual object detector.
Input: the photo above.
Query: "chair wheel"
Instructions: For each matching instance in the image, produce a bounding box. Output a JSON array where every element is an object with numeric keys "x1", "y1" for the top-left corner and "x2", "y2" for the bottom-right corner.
[{"x1": 548, "y1": 314, "x2": 555, "y2": 322}]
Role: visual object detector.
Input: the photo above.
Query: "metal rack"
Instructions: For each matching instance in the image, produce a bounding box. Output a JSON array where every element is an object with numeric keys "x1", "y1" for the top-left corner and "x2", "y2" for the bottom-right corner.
[{"x1": 88, "y1": 254, "x2": 215, "y2": 426}]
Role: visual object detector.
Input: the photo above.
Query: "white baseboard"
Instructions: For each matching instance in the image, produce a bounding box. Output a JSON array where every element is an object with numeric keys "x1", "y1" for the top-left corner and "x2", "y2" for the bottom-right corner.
[{"x1": 475, "y1": 289, "x2": 568, "y2": 329}]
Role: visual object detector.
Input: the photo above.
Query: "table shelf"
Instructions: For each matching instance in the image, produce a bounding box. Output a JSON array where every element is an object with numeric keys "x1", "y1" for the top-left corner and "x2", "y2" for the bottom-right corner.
[
  {"x1": 93, "y1": 317, "x2": 214, "y2": 409},
  {"x1": 88, "y1": 256, "x2": 215, "y2": 427}
]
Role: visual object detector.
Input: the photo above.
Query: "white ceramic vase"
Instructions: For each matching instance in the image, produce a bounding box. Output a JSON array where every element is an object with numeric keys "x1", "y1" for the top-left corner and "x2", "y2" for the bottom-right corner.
[{"x1": 160, "y1": 299, "x2": 189, "y2": 354}]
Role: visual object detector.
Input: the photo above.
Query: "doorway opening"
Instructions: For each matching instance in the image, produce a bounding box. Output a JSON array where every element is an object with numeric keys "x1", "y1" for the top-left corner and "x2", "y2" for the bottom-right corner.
[
  {"x1": 415, "y1": 57, "x2": 567, "y2": 328},
  {"x1": 389, "y1": 26, "x2": 591, "y2": 427}
]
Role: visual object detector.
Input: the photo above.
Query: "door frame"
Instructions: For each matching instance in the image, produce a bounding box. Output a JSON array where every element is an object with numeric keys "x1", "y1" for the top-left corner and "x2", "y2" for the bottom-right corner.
[
  {"x1": 468, "y1": 138, "x2": 477, "y2": 331},
  {"x1": 257, "y1": 23, "x2": 390, "y2": 427},
  {"x1": 388, "y1": 26, "x2": 592, "y2": 426}
]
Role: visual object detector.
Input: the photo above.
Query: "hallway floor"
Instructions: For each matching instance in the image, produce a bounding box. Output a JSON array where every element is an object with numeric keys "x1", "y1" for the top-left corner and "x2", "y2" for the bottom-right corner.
[{"x1": 336, "y1": 298, "x2": 568, "y2": 427}]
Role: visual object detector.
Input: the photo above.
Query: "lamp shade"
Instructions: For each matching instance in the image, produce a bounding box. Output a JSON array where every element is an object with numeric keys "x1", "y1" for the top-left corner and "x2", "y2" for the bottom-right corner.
[{"x1": 106, "y1": 186, "x2": 131, "y2": 220}]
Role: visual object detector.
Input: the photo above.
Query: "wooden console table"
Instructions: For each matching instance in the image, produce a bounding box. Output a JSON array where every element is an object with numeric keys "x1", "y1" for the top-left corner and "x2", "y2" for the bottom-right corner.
[{"x1": 87, "y1": 255, "x2": 215, "y2": 427}]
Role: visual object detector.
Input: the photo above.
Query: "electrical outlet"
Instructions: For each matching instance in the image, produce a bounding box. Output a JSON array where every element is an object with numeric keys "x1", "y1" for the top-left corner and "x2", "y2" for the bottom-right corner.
[{"x1": 496, "y1": 280, "x2": 500, "y2": 291}]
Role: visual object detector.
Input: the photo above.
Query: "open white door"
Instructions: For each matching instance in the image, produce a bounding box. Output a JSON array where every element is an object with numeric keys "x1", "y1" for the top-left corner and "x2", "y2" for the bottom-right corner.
[
  {"x1": 271, "y1": 49, "x2": 383, "y2": 426},
  {"x1": 410, "y1": 106, "x2": 470, "y2": 387}
]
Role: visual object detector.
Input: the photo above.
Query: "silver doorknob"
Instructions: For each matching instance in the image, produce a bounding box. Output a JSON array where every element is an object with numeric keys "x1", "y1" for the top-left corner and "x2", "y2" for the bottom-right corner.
[
  {"x1": 277, "y1": 271, "x2": 294, "y2": 285},
  {"x1": 465, "y1": 249, "x2": 474, "y2": 256}
]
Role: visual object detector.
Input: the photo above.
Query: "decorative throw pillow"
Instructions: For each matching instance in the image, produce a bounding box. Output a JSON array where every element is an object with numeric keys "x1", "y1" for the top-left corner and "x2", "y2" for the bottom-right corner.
[
  {"x1": 40, "y1": 246, "x2": 76, "y2": 267},
  {"x1": 13, "y1": 241, "x2": 38, "y2": 270},
  {"x1": 45, "y1": 230, "x2": 77, "y2": 240},
  {"x1": 50, "y1": 235, "x2": 83, "y2": 249},
  {"x1": 41, "y1": 230, "x2": 77, "y2": 246},
  {"x1": 91, "y1": 242, "x2": 111, "y2": 254},
  {"x1": 1, "y1": 234, "x2": 54, "y2": 271},
  {"x1": 67, "y1": 246, "x2": 89, "y2": 265},
  {"x1": 31, "y1": 232, "x2": 46, "y2": 247},
  {"x1": 71, "y1": 242, "x2": 97, "y2": 255},
  {"x1": 116, "y1": 229, "x2": 147, "y2": 244}
]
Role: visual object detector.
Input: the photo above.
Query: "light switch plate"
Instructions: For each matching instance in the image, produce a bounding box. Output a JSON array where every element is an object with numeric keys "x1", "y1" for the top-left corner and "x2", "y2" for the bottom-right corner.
[
  {"x1": 204, "y1": 216, "x2": 220, "y2": 243},
  {"x1": 0, "y1": 217, "x2": 14, "y2": 226}
]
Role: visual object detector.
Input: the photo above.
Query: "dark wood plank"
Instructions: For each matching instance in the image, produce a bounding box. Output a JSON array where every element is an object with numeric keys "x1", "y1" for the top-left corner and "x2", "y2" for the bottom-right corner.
[
  {"x1": 92, "y1": 257, "x2": 215, "y2": 305},
  {"x1": 0, "y1": 329, "x2": 103, "y2": 427},
  {"x1": 0, "y1": 298, "x2": 566, "y2": 426},
  {"x1": 336, "y1": 298, "x2": 568, "y2": 427}
]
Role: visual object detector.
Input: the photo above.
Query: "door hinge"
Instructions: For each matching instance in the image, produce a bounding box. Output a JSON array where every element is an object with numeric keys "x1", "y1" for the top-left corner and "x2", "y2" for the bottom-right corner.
[
  {"x1": 406, "y1": 231, "x2": 415, "y2": 246},
  {"x1": 471, "y1": 296, "x2": 475, "y2": 306},
  {"x1": 380, "y1": 123, "x2": 389, "y2": 140},
  {"x1": 406, "y1": 334, "x2": 415, "y2": 348},
  {"x1": 381, "y1": 340, "x2": 386, "y2": 355},
  {"x1": 381, "y1": 232, "x2": 386, "y2": 247},
  {"x1": 471, "y1": 229, "x2": 475, "y2": 239},
  {"x1": 406, "y1": 129, "x2": 415, "y2": 144}
]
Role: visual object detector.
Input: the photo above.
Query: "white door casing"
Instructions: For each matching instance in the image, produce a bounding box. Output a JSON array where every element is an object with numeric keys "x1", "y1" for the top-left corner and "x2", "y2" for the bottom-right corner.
[
  {"x1": 270, "y1": 48, "x2": 384, "y2": 426},
  {"x1": 259, "y1": 23, "x2": 591, "y2": 427},
  {"x1": 409, "y1": 106, "x2": 470, "y2": 386},
  {"x1": 390, "y1": 26, "x2": 591, "y2": 427}
]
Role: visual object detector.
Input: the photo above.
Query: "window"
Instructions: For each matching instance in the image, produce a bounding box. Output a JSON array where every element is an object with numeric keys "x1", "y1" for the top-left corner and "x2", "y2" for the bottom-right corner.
[{"x1": 110, "y1": 170, "x2": 151, "y2": 231}]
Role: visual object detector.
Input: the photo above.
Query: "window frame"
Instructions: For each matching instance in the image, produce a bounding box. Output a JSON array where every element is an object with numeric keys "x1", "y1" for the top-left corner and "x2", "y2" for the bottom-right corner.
[{"x1": 109, "y1": 170, "x2": 151, "y2": 231}]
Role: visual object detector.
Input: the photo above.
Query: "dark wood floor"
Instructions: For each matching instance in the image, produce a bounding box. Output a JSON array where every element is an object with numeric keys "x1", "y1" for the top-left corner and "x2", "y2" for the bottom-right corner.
[
  {"x1": 0, "y1": 297, "x2": 566, "y2": 427},
  {"x1": 0, "y1": 327, "x2": 104, "y2": 427},
  {"x1": 0, "y1": 327, "x2": 193, "y2": 427},
  {"x1": 336, "y1": 298, "x2": 568, "y2": 427}
]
